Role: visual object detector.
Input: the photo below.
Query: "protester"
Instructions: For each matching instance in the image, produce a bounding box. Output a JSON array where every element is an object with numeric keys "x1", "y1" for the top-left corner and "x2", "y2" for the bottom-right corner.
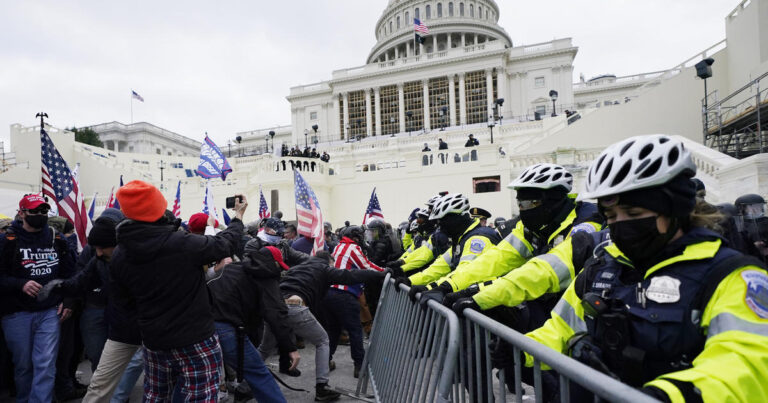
[
  {"x1": 110, "y1": 180, "x2": 247, "y2": 400},
  {"x1": 465, "y1": 134, "x2": 479, "y2": 147}
]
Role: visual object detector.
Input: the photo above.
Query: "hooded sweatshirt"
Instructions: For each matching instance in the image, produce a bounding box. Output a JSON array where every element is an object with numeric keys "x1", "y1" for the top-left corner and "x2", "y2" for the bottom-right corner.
[
  {"x1": 111, "y1": 218, "x2": 243, "y2": 350},
  {"x1": 0, "y1": 220, "x2": 76, "y2": 314}
]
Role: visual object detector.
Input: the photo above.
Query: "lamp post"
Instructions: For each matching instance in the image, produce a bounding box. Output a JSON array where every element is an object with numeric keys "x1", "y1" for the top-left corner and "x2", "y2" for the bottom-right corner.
[
  {"x1": 695, "y1": 58, "x2": 715, "y2": 135},
  {"x1": 304, "y1": 129, "x2": 308, "y2": 148},
  {"x1": 157, "y1": 160, "x2": 166, "y2": 189},
  {"x1": 494, "y1": 98, "x2": 504, "y2": 126},
  {"x1": 487, "y1": 115, "x2": 495, "y2": 144},
  {"x1": 235, "y1": 135, "x2": 242, "y2": 157},
  {"x1": 228, "y1": 140, "x2": 232, "y2": 157},
  {"x1": 345, "y1": 124, "x2": 351, "y2": 142},
  {"x1": 406, "y1": 111, "x2": 413, "y2": 136},
  {"x1": 312, "y1": 124, "x2": 318, "y2": 145},
  {"x1": 549, "y1": 90, "x2": 558, "y2": 117},
  {"x1": 269, "y1": 130, "x2": 275, "y2": 153}
]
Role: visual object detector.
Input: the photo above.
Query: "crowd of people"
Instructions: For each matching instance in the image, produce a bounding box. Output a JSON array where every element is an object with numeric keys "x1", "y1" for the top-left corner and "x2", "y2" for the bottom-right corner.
[
  {"x1": 280, "y1": 145, "x2": 330, "y2": 163},
  {"x1": 1, "y1": 133, "x2": 767, "y2": 402}
]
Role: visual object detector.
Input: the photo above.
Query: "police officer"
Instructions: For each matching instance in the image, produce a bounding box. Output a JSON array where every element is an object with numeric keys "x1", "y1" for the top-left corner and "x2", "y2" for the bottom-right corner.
[
  {"x1": 483, "y1": 135, "x2": 768, "y2": 401},
  {"x1": 392, "y1": 196, "x2": 451, "y2": 276},
  {"x1": 734, "y1": 194, "x2": 768, "y2": 263},
  {"x1": 469, "y1": 207, "x2": 492, "y2": 226}
]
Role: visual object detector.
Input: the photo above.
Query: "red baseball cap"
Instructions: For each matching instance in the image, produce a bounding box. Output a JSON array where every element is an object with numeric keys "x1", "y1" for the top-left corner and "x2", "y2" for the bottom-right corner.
[
  {"x1": 19, "y1": 194, "x2": 51, "y2": 211},
  {"x1": 264, "y1": 246, "x2": 290, "y2": 270}
]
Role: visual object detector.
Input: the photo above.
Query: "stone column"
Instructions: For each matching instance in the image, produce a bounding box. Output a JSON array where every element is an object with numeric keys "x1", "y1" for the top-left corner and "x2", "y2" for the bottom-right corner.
[
  {"x1": 342, "y1": 92, "x2": 350, "y2": 141},
  {"x1": 447, "y1": 34, "x2": 452, "y2": 49},
  {"x1": 458, "y1": 73, "x2": 467, "y2": 125},
  {"x1": 374, "y1": 87, "x2": 382, "y2": 136},
  {"x1": 395, "y1": 46, "x2": 399, "y2": 59},
  {"x1": 422, "y1": 79, "x2": 431, "y2": 131},
  {"x1": 365, "y1": 89, "x2": 373, "y2": 137},
  {"x1": 398, "y1": 83, "x2": 406, "y2": 133},
  {"x1": 332, "y1": 97, "x2": 340, "y2": 141},
  {"x1": 433, "y1": 35, "x2": 437, "y2": 53},
  {"x1": 407, "y1": 41, "x2": 411, "y2": 57},
  {"x1": 448, "y1": 75, "x2": 456, "y2": 127},
  {"x1": 461, "y1": 33, "x2": 466, "y2": 47},
  {"x1": 486, "y1": 68, "x2": 494, "y2": 121},
  {"x1": 419, "y1": 41, "x2": 424, "y2": 56},
  {"x1": 497, "y1": 67, "x2": 508, "y2": 119}
]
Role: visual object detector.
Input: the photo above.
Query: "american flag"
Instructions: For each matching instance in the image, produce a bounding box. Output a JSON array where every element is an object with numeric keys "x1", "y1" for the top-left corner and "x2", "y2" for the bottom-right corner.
[
  {"x1": 172, "y1": 180, "x2": 181, "y2": 218},
  {"x1": 40, "y1": 129, "x2": 89, "y2": 250},
  {"x1": 132, "y1": 90, "x2": 144, "y2": 102},
  {"x1": 259, "y1": 185, "x2": 271, "y2": 219},
  {"x1": 106, "y1": 186, "x2": 116, "y2": 209},
  {"x1": 294, "y1": 170, "x2": 325, "y2": 255},
  {"x1": 362, "y1": 187, "x2": 384, "y2": 225},
  {"x1": 414, "y1": 18, "x2": 429, "y2": 35}
]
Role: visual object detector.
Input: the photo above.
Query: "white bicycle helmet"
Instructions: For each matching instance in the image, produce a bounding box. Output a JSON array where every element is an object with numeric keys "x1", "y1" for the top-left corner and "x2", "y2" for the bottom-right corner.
[
  {"x1": 429, "y1": 193, "x2": 470, "y2": 220},
  {"x1": 415, "y1": 207, "x2": 430, "y2": 220},
  {"x1": 580, "y1": 134, "x2": 696, "y2": 200},
  {"x1": 507, "y1": 163, "x2": 573, "y2": 191},
  {"x1": 426, "y1": 194, "x2": 443, "y2": 209}
]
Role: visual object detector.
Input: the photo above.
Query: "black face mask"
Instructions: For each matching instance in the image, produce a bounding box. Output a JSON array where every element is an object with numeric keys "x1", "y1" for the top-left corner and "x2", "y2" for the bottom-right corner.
[
  {"x1": 25, "y1": 215, "x2": 48, "y2": 229},
  {"x1": 439, "y1": 214, "x2": 470, "y2": 240},
  {"x1": 519, "y1": 205, "x2": 550, "y2": 233},
  {"x1": 609, "y1": 216, "x2": 676, "y2": 266}
]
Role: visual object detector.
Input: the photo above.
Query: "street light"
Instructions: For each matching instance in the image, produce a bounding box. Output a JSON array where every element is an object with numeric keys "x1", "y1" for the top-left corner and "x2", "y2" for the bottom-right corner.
[
  {"x1": 406, "y1": 111, "x2": 413, "y2": 136},
  {"x1": 487, "y1": 115, "x2": 496, "y2": 144},
  {"x1": 235, "y1": 135, "x2": 242, "y2": 157},
  {"x1": 269, "y1": 130, "x2": 275, "y2": 152},
  {"x1": 157, "y1": 160, "x2": 166, "y2": 189},
  {"x1": 304, "y1": 129, "x2": 308, "y2": 148},
  {"x1": 549, "y1": 90, "x2": 558, "y2": 117},
  {"x1": 695, "y1": 57, "x2": 715, "y2": 133},
  {"x1": 312, "y1": 124, "x2": 319, "y2": 145},
  {"x1": 494, "y1": 98, "x2": 505, "y2": 126}
]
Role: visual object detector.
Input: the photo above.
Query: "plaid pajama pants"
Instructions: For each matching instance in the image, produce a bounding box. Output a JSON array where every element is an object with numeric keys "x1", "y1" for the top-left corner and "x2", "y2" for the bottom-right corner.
[{"x1": 142, "y1": 335, "x2": 222, "y2": 402}]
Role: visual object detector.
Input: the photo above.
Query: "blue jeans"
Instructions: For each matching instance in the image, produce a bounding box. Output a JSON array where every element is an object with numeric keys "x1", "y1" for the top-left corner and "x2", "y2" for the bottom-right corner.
[
  {"x1": 323, "y1": 289, "x2": 365, "y2": 366},
  {"x1": 110, "y1": 349, "x2": 143, "y2": 403},
  {"x1": 1, "y1": 308, "x2": 60, "y2": 403},
  {"x1": 215, "y1": 322, "x2": 286, "y2": 403},
  {"x1": 80, "y1": 307, "x2": 108, "y2": 372}
]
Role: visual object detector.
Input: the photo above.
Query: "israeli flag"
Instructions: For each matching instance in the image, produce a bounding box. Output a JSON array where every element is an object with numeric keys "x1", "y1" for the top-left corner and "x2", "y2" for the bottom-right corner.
[{"x1": 196, "y1": 135, "x2": 233, "y2": 181}]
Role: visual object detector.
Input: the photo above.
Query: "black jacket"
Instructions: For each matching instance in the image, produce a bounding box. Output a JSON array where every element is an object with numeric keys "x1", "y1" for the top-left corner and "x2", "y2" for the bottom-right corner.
[
  {"x1": 244, "y1": 237, "x2": 310, "y2": 267},
  {"x1": 0, "y1": 220, "x2": 76, "y2": 315},
  {"x1": 279, "y1": 256, "x2": 385, "y2": 312},
  {"x1": 111, "y1": 218, "x2": 244, "y2": 350},
  {"x1": 209, "y1": 254, "x2": 296, "y2": 353}
]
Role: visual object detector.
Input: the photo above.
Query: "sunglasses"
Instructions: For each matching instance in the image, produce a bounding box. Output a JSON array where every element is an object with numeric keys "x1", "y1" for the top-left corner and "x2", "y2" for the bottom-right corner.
[
  {"x1": 517, "y1": 199, "x2": 543, "y2": 211},
  {"x1": 25, "y1": 207, "x2": 50, "y2": 215}
]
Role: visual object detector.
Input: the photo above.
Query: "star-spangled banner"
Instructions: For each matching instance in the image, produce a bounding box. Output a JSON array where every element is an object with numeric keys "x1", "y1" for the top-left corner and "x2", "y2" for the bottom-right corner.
[
  {"x1": 294, "y1": 170, "x2": 325, "y2": 255},
  {"x1": 362, "y1": 187, "x2": 384, "y2": 225},
  {"x1": 259, "y1": 185, "x2": 271, "y2": 219},
  {"x1": 196, "y1": 135, "x2": 232, "y2": 181},
  {"x1": 172, "y1": 180, "x2": 182, "y2": 218}
]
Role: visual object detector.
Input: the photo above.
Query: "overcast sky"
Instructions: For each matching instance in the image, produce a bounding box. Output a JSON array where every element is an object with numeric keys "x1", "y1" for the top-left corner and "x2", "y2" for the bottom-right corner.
[{"x1": 1, "y1": 0, "x2": 737, "y2": 147}]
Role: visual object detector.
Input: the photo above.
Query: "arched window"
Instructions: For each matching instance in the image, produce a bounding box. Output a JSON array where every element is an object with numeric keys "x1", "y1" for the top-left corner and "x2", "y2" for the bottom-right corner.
[
  {"x1": 478, "y1": 6, "x2": 482, "y2": 19},
  {"x1": 389, "y1": 21, "x2": 393, "y2": 33},
  {"x1": 437, "y1": 3, "x2": 442, "y2": 17},
  {"x1": 470, "y1": 4, "x2": 474, "y2": 17},
  {"x1": 449, "y1": 2, "x2": 454, "y2": 16},
  {"x1": 426, "y1": 5, "x2": 431, "y2": 19},
  {"x1": 415, "y1": 7, "x2": 420, "y2": 20},
  {"x1": 397, "y1": 16, "x2": 401, "y2": 29},
  {"x1": 486, "y1": 10, "x2": 489, "y2": 19},
  {"x1": 460, "y1": 2, "x2": 465, "y2": 16},
  {"x1": 406, "y1": 11, "x2": 410, "y2": 24}
]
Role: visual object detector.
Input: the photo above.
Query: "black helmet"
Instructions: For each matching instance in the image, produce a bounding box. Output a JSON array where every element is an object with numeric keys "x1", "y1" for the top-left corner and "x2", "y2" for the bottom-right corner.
[
  {"x1": 366, "y1": 219, "x2": 387, "y2": 242},
  {"x1": 716, "y1": 203, "x2": 738, "y2": 217},
  {"x1": 366, "y1": 218, "x2": 386, "y2": 232},
  {"x1": 493, "y1": 217, "x2": 506, "y2": 227},
  {"x1": 735, "y1": 194, "x2": 766, "y2": 206},
  {"x1": 342, "y1": 225, "x2": 366, "y2": 244},
  {"x1": 262, "y1": 218, "x2": 285, "y2": 236}
]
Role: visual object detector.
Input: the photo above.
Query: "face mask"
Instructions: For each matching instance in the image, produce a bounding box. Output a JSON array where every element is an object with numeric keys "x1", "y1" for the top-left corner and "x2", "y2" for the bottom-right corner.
[
  {"x1": 608, "y1": 216, "x2": 676, "y2": 266},
  {"x1": 25, "y1": 214, "x2": 48, "y2": 229},
  {"x1": 519, "y1": 205, "x2": 550, "y2": 233},
  {"x1": 439, "y1": 215, "x2": 466, "y2": 240},
  {"x1": 257, "y1": 232, "x2": 282, "y2": 245}
]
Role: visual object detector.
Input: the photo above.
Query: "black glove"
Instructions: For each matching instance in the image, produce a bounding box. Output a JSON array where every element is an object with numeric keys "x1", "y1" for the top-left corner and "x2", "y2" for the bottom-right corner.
[
  {"x1": 408, "y1": 285, "x2": 428, "y2": 303},
  {"x1": 387, "y1": 266, "x2": 404, "y2": 278},
  {"x1": 36, "y1": 279, "x2": 64, "y2": 302},
  {"x1": 418, "y1": 288, "x2": 446, "y2": 308},
  {"x1": 393, "y1": 276, "x2": 411, "y2": 292},
  {"x1": 451, "y1": 297, "x2": 479, "y2": 316},
  {"x1": 387, "y1": 259, "x2": 405, "y2": 268},
  {"x1": 442, "y1": 284, "x2": 480, "y2": 308}
]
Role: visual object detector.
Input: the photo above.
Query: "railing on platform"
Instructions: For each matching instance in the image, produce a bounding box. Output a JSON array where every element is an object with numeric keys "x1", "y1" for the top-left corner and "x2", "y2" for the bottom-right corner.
[{"x1": 358, "y1": 277, "x2": 660, "y2": 402}]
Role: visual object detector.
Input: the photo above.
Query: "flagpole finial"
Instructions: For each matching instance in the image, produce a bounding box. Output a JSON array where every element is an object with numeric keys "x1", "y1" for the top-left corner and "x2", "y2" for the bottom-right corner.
[{"x1": 35, "y1": 112, "x2": 48, "y2": 130}]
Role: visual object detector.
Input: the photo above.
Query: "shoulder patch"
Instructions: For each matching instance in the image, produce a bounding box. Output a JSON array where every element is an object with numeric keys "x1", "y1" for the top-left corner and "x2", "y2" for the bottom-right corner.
[
  {"x1": 469, "y1": 238, "x2": 486, "y2": 254},
  {"x1": 570, "y1": 223, "x2": 597, "y2": 235},
  {"x1": 742, "y1": 270, "x2": 768, "y2": 319}
]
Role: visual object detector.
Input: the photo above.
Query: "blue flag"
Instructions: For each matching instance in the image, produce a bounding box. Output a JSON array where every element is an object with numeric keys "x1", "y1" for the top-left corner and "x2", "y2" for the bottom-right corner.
[
  {"x1": 196, "y1": 135, "x2": 232, "y2": 181},
  {"x1": 222, "y1": 209, "x2": 231, "y2": 226},
  {"x1": 112, "y1": 175, "x2": 123, "y2": 210}
]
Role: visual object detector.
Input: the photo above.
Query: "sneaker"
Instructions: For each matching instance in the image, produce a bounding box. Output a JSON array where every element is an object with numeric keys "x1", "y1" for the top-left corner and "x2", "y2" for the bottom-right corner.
[
  {"x1": 315, "y1": 383, "x2": 341, "y2": 402},
  {"x1": 328, "y1": 360, "x2": 336, "y2": 371},
  {"x1": 354, "y1": 365, "x2": 361, "y2": 378}
]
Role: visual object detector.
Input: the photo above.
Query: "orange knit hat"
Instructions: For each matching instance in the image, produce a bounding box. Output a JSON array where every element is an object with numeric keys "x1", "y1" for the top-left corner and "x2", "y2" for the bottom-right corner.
[{"x1": 116, "y1": 180, "x2": 168, "y2": 222}]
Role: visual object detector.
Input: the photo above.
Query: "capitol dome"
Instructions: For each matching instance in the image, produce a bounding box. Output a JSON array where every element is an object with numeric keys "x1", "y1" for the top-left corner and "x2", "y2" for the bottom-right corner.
[{"x1": 368, "y1": 0, "x2": 512, "y2": 64}]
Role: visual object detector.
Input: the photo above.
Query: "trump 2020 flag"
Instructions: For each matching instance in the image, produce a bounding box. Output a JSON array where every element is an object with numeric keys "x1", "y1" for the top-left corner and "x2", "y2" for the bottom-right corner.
[
  {"x1": 196, "y1": 135, "x2": 232, "y2": 181},
  {"x1": 294, "y1": 170, "x2": 325, "y2": 255},
  {"x1": 259, "y1": 185, "x2": 270, "y2": 219},
  {"x1": 172, "y1": 181, "x2": 182, "y2": 218},
  {"x1": 202, "y1": 181, "x2": 220, "y2": 223},
  {"x1": 362, "y1": 188, "x2": 384, "y2": 225},
  {"x1": 40, "y1": 129, "x2": 89, "y2": 250}
]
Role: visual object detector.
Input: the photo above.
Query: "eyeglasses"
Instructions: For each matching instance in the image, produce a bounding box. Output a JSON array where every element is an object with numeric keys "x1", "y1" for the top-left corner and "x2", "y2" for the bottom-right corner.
[
  {"x1": 517, "y1": 199, "x2": 542, "y2": 211},
  {"x1": 24, "y1": 208, "x2": 49, "y2": 215}
]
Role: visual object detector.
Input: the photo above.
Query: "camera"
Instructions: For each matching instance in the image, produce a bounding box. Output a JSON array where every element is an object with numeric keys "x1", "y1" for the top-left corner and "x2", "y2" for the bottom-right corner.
[{"x1": 225, "y1": 196, "x2": 241, "y2": 209}]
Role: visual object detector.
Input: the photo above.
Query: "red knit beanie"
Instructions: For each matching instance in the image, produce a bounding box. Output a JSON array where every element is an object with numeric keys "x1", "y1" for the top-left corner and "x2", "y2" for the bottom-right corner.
[
  {"x1": 116, "y1": 180, "x2": 167, "y2": 222},
  {"x1": 188, "y1": 213, "x2": 218, "y2": 234}
]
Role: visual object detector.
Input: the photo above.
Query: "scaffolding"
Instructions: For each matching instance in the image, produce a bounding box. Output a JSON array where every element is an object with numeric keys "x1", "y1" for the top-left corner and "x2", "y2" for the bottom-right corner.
[{"x1": 703, "y1": 72, "x2": 768, "y2": 158}]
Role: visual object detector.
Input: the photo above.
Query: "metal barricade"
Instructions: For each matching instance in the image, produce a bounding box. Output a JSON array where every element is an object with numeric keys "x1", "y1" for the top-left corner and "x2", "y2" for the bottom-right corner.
[
  {"x1": 459, "y1": 309, "x2": 660, "y2": 403},
  {"x1": 356, "y1": 275, "x2": 460, "y2": 402}
]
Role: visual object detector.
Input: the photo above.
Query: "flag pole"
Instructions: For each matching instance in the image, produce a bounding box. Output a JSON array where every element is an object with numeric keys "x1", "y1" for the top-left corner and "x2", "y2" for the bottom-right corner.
[{"x1": 130, "y1": 91, "x2": 133, "y2": 124}]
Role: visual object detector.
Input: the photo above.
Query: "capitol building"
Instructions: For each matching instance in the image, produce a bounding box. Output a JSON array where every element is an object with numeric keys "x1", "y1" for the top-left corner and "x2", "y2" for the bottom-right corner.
[{"x1": 1, "y1": 0, "x2": 767, "y2": 225}]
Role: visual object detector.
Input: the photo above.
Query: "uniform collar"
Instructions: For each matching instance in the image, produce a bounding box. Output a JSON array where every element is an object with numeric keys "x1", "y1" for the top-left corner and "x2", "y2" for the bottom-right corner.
[{"x1": 605, "y1": 237, "x2": 722, "y2": 279}]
